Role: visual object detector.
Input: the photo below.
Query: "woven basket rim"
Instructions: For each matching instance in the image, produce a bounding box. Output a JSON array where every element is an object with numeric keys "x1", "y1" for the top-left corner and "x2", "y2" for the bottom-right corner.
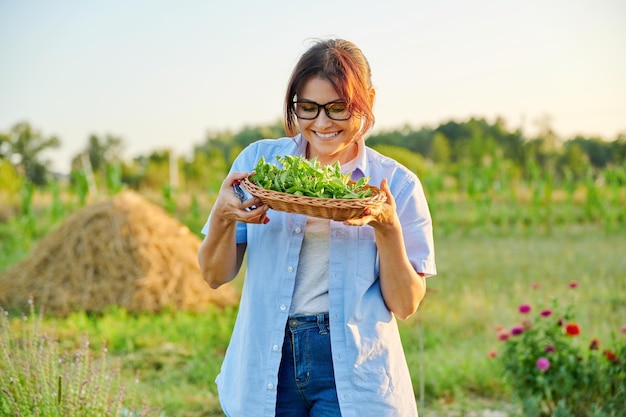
[{"x1": 240, "y1": 176, "x2": 386, "y2": 220}]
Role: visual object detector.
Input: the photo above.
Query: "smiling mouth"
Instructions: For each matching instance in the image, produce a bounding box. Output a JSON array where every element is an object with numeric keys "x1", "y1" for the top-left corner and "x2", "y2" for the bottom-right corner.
[{"x1": 315, "y1": 131, "x2": 340, "y2": 139}]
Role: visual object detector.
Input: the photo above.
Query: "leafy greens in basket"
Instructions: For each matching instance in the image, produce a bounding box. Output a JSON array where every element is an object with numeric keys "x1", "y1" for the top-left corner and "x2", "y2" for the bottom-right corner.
[{"x1": 249, "y1": 155, "x2": 373, "y2": 199}]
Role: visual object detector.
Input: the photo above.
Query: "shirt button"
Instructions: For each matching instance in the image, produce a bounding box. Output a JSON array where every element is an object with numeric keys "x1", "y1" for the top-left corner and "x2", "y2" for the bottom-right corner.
[
  {"x1": 295, "y1": 227, "x2": 302, "y2": 233},
  {"x1": 287, "y1": 266, "x2": 293, "y2": 272},
  {"x1": 280, "y1": 304, "x2": 286, "y2": 311},
  {"x1": 267, "y1": 383, "x2": 274, "y2": 390},
  {"x1": 273, "y1": 344, "x2": 279, "y2": 351}
]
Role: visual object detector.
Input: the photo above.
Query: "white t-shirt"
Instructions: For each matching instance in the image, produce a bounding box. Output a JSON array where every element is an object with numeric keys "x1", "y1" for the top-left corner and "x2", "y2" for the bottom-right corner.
[{"x1": 289, "y1": 141, "x2": 363, "y2": 316}]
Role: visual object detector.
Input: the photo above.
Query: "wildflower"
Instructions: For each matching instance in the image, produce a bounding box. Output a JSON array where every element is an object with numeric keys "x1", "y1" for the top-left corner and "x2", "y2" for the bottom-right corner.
[
  {"x1": 565, "y1": 322, "x2": 581, "y2": 336},
  {"x1": 511, "y1": 326, "x2": 524, "y2": 336},
  {"x1": 568, "y1": 281, "x2": 579, "y2": 288},
  {"x1": 540, "y1": 309, "x2": 552, "y2": 317},
  {"x1": 545, "y1": 345, "x2": 556, "y2": 353},
  {"x1": 488, "y1": 350, "x2": 497, "y2": 358},
  {"x1": 621, "y1": 325, "x2": 626, "y2": 333},
  {"x1": 603, "y1": 350, "x2": 618, "y2": 362},
  {"x1": 536, "y1": 357, "x2": 550, "y2": 371},
  {"x1": 498, "y1": 331, "x2": 510, "y2": 341},
  {"x1": 589, "y1": 339, "x2": 600, "y2": 350},
  {"x1": 531, "y1": 283, "x2": 540, "y2": 289},
  {"x1": 519, "y1": 304, "x2": 531, "y2": 314}
]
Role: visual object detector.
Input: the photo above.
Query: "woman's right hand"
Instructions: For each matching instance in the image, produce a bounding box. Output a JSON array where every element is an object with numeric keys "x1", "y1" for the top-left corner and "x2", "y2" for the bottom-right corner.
[{"x1": 213, "y1": 172, "x2": 270, "y2": 224}]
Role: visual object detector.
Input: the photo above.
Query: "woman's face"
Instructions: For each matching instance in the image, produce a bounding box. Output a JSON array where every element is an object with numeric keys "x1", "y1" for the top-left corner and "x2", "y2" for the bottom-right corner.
[{"x1": 297, "y1": 76, "x2": 363, "y2": 166}]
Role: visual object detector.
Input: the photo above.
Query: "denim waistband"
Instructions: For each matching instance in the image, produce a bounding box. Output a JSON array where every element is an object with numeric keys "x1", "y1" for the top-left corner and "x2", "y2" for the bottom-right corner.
[{"x1": 287, "y1": 313, "x2": 330, "y2": 334}]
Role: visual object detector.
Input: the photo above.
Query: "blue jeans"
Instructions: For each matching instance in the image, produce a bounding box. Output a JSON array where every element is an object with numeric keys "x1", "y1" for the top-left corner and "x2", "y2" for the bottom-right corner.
[{"x1": 276, "y1": 313, "x2": 341, "y2": 417}]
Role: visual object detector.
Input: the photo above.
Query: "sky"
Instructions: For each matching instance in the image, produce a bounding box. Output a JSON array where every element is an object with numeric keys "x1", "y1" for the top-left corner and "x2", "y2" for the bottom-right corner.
[{"x1": 1, "y1": 0, "x2": 625, "y2": 173}]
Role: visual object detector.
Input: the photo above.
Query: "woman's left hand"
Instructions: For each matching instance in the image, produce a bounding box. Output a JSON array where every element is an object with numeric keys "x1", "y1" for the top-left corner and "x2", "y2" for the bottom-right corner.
[{"x1": 343, "y1": 179, "x2": 398, "y2": 232}]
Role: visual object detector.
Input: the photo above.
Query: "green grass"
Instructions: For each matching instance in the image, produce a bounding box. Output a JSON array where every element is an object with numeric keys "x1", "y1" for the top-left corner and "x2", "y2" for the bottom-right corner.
[
  {"x1": 4, "y1": 227, "x2": 623, "y2": 416},
  {"x1": 407, "y1": 227, "x2": 626, "y2": 414},
  {"x1": 1, "y1": 187, "x2": 625, "y2": 416}
]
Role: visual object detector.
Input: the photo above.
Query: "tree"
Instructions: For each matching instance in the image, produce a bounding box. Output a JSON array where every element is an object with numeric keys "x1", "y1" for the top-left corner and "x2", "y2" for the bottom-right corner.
[
  {"x1": 71, "y1": 134, "x2": 124, "y2": 173},
  {"x1": 610, "y1": 134, "x2": 626, "y2": 165},
  {"x1": 429, "y1": 132, "x2": 451, "y2": 164},
  {"x1": 372, "y1": 145, "x2": 428, "y2": 178},
  {"x1": 368, "y1": 126, "x2": 433, "y2": 156},
  {"x1": 0, "y1": 159, "x2": 22, "y2": 194},
  {"x1": 559, "y1": 142, "x2": 589, "y2": 180},
  {"x1": 231, "y1": 120, "x2": 286, "y2": 150},
  {"x1": 141, "y1": 157, "x2": 170, "y2": 189},
  {"x1": 0, "y1": 122, "x2": 61, "y2": 185},
  {"x1": 183, "y1": 148, "x2": 228, "y2": 190},
  {"x1": 569, "y1": 136, "x2": 613, "y2": 168}
]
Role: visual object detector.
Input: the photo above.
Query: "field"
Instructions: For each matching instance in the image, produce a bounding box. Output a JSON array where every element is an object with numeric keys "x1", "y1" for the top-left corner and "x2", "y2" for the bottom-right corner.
[{"x1": 1, "y1": 186, "x2": 625, "y2": 416}]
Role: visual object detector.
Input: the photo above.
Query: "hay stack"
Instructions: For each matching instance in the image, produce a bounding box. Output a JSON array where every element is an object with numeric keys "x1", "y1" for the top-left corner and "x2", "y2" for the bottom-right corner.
[{"x1": 0, "y1": 190, "x2": 239, "y2": 315}]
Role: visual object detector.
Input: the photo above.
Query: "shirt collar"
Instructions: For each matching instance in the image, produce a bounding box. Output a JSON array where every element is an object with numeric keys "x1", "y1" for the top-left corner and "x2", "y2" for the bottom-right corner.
[
  {"x1": 345, "y1": 140, "x2": 368, "y2": 180},
  {"x1": 293, "y1": 134, "x2": 308, "y2": 157},
  {"x1": 292, "y1": 134, "x2": 368, "y2": 179}
]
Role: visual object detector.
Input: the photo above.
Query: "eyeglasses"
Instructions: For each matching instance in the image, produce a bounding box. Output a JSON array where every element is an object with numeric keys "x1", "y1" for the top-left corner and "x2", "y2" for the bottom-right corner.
[{"x1": 293, "y1": 100, "x2": 351, "y2": 121}]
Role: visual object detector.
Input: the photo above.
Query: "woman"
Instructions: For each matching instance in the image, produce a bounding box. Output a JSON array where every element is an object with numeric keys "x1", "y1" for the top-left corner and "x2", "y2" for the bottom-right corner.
[{"x1": 198, "y1": 38, "x2": 436, "y2": 417}]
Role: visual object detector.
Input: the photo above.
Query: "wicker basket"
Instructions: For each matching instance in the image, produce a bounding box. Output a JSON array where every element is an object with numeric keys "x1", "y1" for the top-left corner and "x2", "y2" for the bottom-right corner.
[{"x1": 240, "y1": 177, "x2": 387, "y2": 221}]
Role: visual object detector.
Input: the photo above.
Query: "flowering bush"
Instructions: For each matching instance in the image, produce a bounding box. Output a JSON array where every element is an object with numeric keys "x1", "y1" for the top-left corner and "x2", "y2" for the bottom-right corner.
[
  {"x1": 0, "y1": 300, "x2": 161, "y2": 416},
  {"x1": 491, "y1": 282, "x2": 625, "y2": 417}
]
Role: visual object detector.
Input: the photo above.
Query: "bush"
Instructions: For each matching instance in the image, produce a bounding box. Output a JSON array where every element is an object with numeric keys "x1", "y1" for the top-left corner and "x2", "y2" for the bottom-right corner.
[
  {"x1": 490, "y1": 283, "x2": 626, "y2": 416},
  {"x1": 0, "y1": 299, "x2": 160, "y2": 416}
]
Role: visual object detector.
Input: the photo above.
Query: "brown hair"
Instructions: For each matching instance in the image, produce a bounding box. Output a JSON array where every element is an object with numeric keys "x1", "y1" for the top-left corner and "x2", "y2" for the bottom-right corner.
[{"x1": 284, "y1": 39, "x2": 375, "y2": 138}]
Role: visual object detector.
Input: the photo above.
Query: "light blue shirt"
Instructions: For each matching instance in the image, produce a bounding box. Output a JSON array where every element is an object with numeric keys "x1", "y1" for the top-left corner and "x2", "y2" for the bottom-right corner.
[{"x1": 201, "y1": 135, "x2": 436, "y2": 417}]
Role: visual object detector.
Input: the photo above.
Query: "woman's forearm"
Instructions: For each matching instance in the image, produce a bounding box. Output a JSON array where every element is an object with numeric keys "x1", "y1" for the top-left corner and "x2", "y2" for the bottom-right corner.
[
  {"x1": 198, "y1": 214, "x2": 243, "y2": 288},
  {"x1": 376, "y1": 223, "x2": 426, "y2": 320}
]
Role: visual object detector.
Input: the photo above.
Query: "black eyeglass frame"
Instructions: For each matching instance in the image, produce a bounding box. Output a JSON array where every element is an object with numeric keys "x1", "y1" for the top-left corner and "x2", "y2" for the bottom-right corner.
[{"x1": 292, "y1": 100, "x2": 352, "y2": 121}]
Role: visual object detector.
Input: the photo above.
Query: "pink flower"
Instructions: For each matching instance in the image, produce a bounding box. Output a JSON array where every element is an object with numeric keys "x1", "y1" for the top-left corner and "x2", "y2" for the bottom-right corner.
[
  {"x1": 488, "y1": 350, "x2": 497, "y2": 359},
  {"x1": 545, "y1": 345, "x2": 556, "y2": 353},
  {"x1": 540, "y1": 309, "x2": 552, "y2": 317},
  {"x1": 621, "y1": 325, "x2": 626, "y2": 333},
  {"x1": 498, "y1": 332, "x2": 510, "y2": 341},
  {"x1": 531, "y1": 283, "x2": 540, "y2": 289},
  {"x1": 519, "y1": 304, "x2": 531, "y2": 314},
  {"x1": 511, "y1": 326, "x2": 524, "y2": 336},
  {"x1": 569, "y1": 281, "x2": 579, "y2": 288},
  {"x1": 536, "y1": 357, "x2": 550, "y2": 371}
]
